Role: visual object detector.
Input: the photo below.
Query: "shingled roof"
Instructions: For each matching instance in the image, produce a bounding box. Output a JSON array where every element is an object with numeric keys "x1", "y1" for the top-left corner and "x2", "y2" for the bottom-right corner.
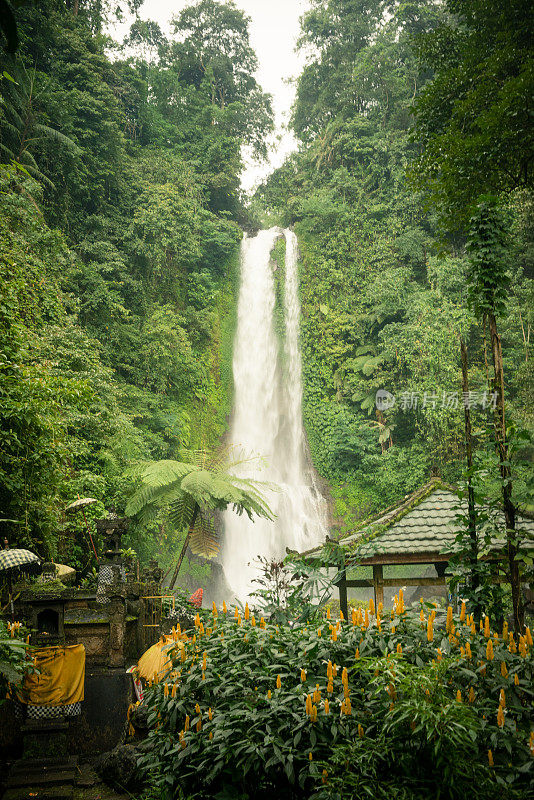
[{"x1": 305, "y1": 478, "x2": 534, "y2": 564}]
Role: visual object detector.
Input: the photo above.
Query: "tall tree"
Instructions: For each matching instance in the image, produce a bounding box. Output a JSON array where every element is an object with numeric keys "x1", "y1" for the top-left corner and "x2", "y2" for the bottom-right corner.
[{"x1": 412, "y1": 0, "x2": 534, "y2": 229}]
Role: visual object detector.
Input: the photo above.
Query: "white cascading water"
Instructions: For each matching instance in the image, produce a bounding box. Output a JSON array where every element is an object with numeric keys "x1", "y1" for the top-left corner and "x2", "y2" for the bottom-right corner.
[{"x1": 222, "y1": 227, "x2": 328, "y2": 599}]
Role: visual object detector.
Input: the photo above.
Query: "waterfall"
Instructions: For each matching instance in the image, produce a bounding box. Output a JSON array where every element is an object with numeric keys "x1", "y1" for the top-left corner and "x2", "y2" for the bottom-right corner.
[{"x1": 222, "y1": 227, "x2": 328, "y2": 600}]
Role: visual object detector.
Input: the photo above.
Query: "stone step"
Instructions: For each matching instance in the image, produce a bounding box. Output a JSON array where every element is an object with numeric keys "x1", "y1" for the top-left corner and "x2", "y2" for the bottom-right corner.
[
  {"x1": 9, "y1": 756, "x2": 78, "y2": 775},
  {"x1": 5, "y1": 769, "x2": 77, "y2": 788},
  {"x1": 2, "y1": 787, "x2": 74, "y2": 800}
]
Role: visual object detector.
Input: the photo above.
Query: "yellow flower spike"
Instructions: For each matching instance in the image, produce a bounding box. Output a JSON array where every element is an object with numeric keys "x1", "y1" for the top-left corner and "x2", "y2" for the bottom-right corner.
[
  {"x1": 355, "y1": 648, "x2": 360, "y2": 660},
  {"x1": 364, "y1": 609, "x2": 369, "y2": 628},
  {"x1": 212, "y1": 602, "x2": 217, "y2": 616},
  {"x1": 195, "y1": 703, "x2": 201, "y2": 714},
  {"x1": 378, "y1": 601, "x2": 383, "y2": 615},
  {"x1": 332, "y1": 663, "x2": 338, "y2": 678},
  {"x1": 486, "y1": 639, "x2": 494, "y2": 661},
  {"x1": 202, "y1": 652, "x2": 207, "y2": 670},
  {"x1": 267, "y1": 689, "x2": 272, "y2": 700},
  {"x1": 209, "y1": 731, "x2": 213, "y2": 740},
  {"x1": 396, "y1": 643, "x2": 402, "y2": 656},
  {"x1": 468, "y1": 687, "x2": 475, "y2": 703},
  {"x1": 358, "y1": 723, "x2": 364, "y2": 738},
  {"x1": 446, "y1": 606, "x2": 453, "y2": 633},
  {"x1": 305, "y1": 694, "x2": 312, "y2": 715},
  {"x1": 194, "y1": 613, "x2": 200, "y2": 627},
  {"x1": 514, "y1": 673, "x2": 519, "y2": 686},
  {"x1": 391, "y1": 625, "x2": 396, "y2": 634},
  {"x1": 314, "y1": 684, "x2": 322, "y2": 703},
  {"x1": 308, "y1": 752, "x2": 313, "y2": 762},
  {"x1": 185, "y1": 715, "x2": 190, "y2": 732},
  {"x1": 460, "y1": 646, "x2": 465, "y2": 658},
  {"x1": 519, "y1": 640, "x2": 527, "y2": 658},
  {"x1": 341, "y1": 667, "x2": 348, "y2": 687},
  {"x1": 208, "y1": 707, "x2": 213, "y2": 721},
  {"x1": 484, "y1": 616, "x2": 490, "y2": 638},
  {"x1": 260, "y1": 617, "x2": 265, "y2": 628},
  {"x1": 499, "y1": 689, "x2": 506, "y2": 708},
  {"x1": 437, "y1": 648, "x2": 442, "y2": 662},
  {"x1": 343, "y1": 685, "x2": 350, "y2": 700},
  {"x1": 311, "y1": 704, "x2": 318, "y2": 722},
  {"x1": 324, "y1": 699, "x2": 330, "y2": 715},
  {"x1": 327, "y1": 660, "x2": 333, "y2": 680},
  {"x1": 171, "y1": 684, "x2": 177, "y2": 698},
  {"x1": 456, "y1": 690, "x2": 462, "y2": 703},
  {"x1": 427, "y1": 618, "x2": 434, "y2": 643},
  {"x1": 460, "y1": 601, "x2": 466, "y2": 622},
  {"x1": 351, "y1": 608, "x2": 357, "y2": 626},
  {"x1": 300, "y1": 668, "x2": 307, "y2": 682},
  {"x1": 276, "y1": 674, "x2": 281, "y2": 690},
  {"x1": 369, "y1": 598, "x2": 375, "y2": 615},
  {"x1": 340, "y1": 610, "x2": 344, "y2": 621},
  {"x1": 201, "y1": 671, "x2": 206, "y2": 681},
  {"x1": 497, "y1": 705, "x2": 505, "y2": 728},
  {"x1": 331, "y1": 627, "x2": 338, "y2": 642},
  {"x1": 234, "y1": 606, "x2": 239, "y2": 619},
  {"x1": 526, "y1": 627, "x2": 533, "y2": 647},
  {"x1": 196, "y1": 719, "x2": 202, "y2": 732},
  {"x1": 326, "y1": 607, "x2": 331, "y2": 620},
  {"x1": 340, "y1": 700, "x2": 346, "y2": 715},
  {"x1": 466, "y1": 641, "x2": 472, "y2": 659},
  {"x1": 317, "y1": 627, "x2": 322, "y2": 637},
  {"x1": 470, "y1": 621, "x2": 476, "y2": 636},
  {"x1": 399, "y1": 589, "x2": 405, "y2": 613},
  {"x1": 420, "y1": 608, "x2": 425, "y2": 623},
  {"x1": 345, "y1": 697, "x2": 352, "y2": 715},
  {"x1": 322, "y1": 769, "x2": 328, "y2": 785},
  {"x1": 251, "y1": 615, "x2": 256, "y2": 627},
  {"x1": 222, "y1": 601, "x2": 227, "y2": 614},
  {"x1": 500, "y1": 661, "x2": 508, "y2": 678},
  {"x1": 164, "y1": 683, "x2": 169, "y2": 697},
  {"x1": 244, "y1": 602, "x2": 250, "y2": 621},
  {"x1": 327, "y1": 680, "x2": 333, "y2": 694},
  {"x1": 488, "y1": 749, "x2": 494, "y2": 767}
]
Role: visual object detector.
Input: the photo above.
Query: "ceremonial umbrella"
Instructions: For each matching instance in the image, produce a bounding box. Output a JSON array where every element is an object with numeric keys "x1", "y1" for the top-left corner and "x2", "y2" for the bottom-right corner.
[
  {"x1": 0, "y1": 548, "x2": 41, "y2": 575},
  {"x1": 0, "y1": 548, "x2": 41, "y2": 617},
  {"x1": 136, "y1": 636, "x2": 173, "y2": 682}
]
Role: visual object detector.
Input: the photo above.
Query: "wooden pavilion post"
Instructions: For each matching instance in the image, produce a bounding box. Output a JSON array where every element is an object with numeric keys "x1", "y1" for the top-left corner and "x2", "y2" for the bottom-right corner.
[
  {"x1": 373, "y1": 565, "x2": 384, "y2": 608},
  {"x1": 336, "y1": 567, "x2": 348, "y2": 620}
]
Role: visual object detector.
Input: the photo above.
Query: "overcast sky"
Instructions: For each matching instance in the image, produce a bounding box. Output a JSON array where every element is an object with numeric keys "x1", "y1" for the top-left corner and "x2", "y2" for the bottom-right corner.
[{"x1": 110, "y1": 1, "x2": 310, "y2": 192}]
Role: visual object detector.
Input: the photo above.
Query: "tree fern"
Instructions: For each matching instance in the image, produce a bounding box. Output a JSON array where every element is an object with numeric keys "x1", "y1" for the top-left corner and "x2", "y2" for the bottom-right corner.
[{"x1": 125, "y1": 452, "x2": 275, "y2": 587}]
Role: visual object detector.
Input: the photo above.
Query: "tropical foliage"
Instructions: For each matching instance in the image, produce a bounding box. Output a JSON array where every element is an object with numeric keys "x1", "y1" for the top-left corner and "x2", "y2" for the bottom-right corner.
[
  {"x1": 0, "y1": 0, "x2": 271, "y2": 582},
  {"x1": 257, "y1": 0, "x2": 534, "y2": 539},
  {"x1": 138, "y1": 598, "x2": 534, "y2": 799}
]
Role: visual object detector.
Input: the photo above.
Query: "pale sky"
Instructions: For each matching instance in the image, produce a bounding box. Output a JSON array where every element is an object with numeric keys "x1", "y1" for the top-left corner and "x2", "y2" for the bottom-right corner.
[{"x1": 110, "y1": 1, "x2": 310, "y2": 193}]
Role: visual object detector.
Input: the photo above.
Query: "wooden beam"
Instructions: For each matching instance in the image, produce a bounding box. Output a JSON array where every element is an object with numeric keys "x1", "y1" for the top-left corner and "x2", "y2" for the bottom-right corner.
[
  {"x1": 355, "y1": 552, "x2": 449, "y2": 566},
  {"x1": 345, "y1": 579, "x2": 374, "y2": 588},
  {"x1": 373, "y1": 565, "x2": 384, "y2": 607},
  {"x1": 381, "y1": 577, "x2": 446, "y2": 588}
]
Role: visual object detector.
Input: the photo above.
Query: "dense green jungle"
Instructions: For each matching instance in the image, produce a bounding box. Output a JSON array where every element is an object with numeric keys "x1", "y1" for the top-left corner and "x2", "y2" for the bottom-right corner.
[{"x1": 0, "y1": 0, "x2": 533, "y2": 589}]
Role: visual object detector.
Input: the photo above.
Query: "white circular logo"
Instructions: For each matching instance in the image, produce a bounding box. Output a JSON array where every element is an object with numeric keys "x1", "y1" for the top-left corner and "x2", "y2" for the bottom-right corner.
[{"x1": 376, "y1": 389, "x2": 395, "y2": 411}]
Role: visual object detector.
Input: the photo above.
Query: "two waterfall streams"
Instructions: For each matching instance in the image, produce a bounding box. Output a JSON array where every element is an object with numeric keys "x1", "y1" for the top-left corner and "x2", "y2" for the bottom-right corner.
[{"x1": 221, "y1": 228, "x2": 328, "y2": 600}]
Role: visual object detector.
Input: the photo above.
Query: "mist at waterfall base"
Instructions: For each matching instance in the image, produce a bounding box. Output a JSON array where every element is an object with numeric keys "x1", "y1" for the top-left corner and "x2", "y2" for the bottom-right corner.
[{"x1": 222, "y1": 228, "x2": 328, "y2": 601}]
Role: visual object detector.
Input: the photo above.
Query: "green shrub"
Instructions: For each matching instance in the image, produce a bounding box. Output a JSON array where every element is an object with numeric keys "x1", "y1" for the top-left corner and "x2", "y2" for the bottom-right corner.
[{"x1": 138, "y1": 601, "x2": 534, "y2": 799}]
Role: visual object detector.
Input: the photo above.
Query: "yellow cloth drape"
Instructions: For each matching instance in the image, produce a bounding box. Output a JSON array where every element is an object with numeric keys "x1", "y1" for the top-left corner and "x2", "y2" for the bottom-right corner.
[{"x1": 20, "y1": 644, "x2": 85, "y2": 706}]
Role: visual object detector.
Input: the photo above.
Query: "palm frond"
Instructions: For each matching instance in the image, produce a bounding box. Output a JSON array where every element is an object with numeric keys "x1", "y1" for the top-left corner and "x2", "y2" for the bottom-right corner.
[
  {"x1": 33, "y1": 124, "x2": 81, "y2": 153},
  {"x1": 168, "y1": 494, "x2": 197, "y2": 531},
  {"x1": 189, "y1": 509, "x2": 219, "y2": 558}
]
